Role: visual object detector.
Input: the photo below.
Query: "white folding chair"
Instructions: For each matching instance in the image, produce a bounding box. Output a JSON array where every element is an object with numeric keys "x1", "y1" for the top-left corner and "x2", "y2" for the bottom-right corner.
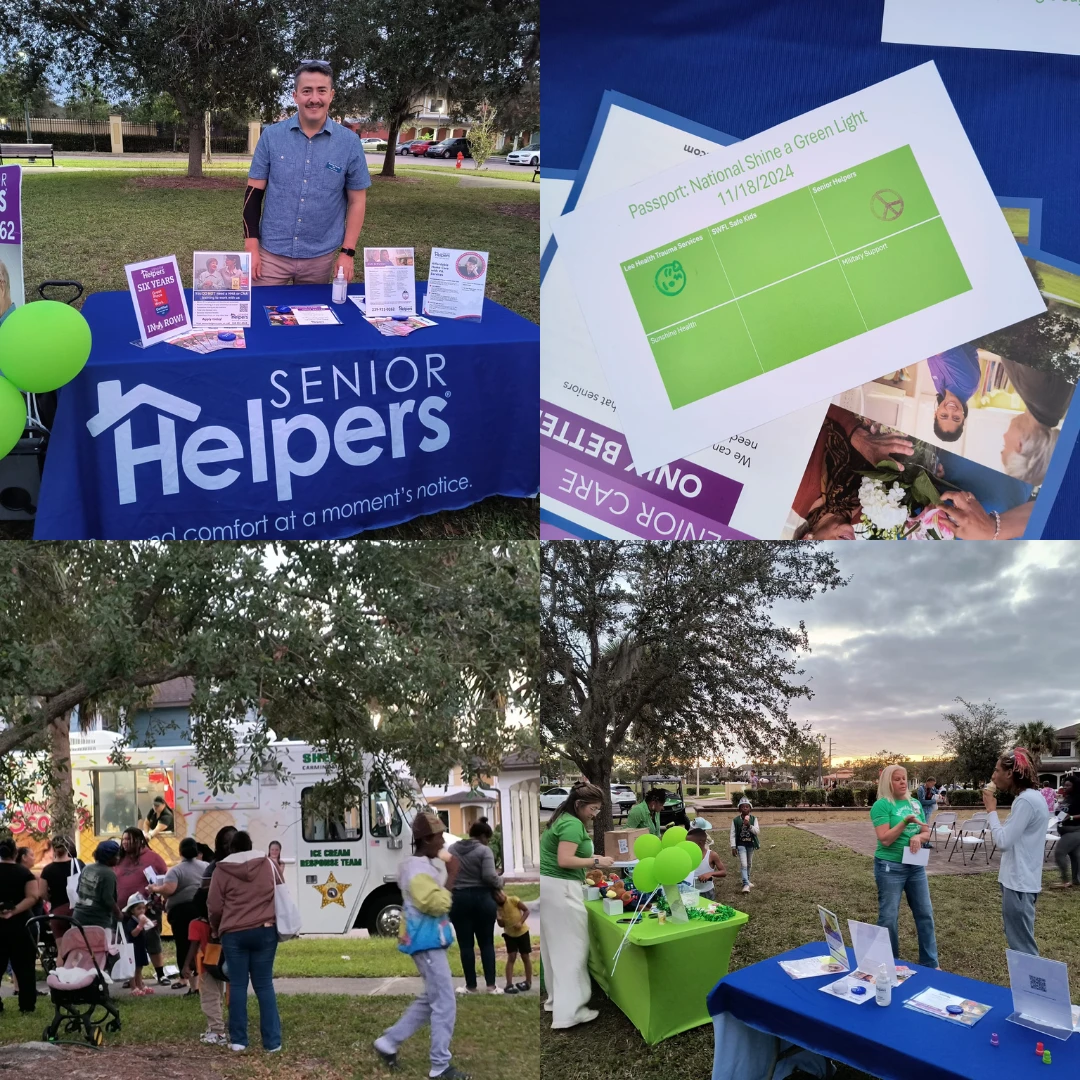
[
  {"x1": 949, "y1": 813, "x2": 989, "y2": 865},
  {"x1": 928, "y1": 811, "x2": 957, "y2": 852},
  {"x1": 1045, "y1": 816, "x2": 1062, "y2": 862}
]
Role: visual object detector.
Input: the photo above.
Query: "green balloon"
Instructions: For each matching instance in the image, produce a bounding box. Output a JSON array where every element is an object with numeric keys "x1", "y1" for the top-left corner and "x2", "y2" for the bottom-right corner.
[
  {"x1": 632, "y1": 856, "x2": 658, "y2": 893},
  {"x1": 679, "y1": 840, "x2": 703, "y2": 868},
  {"x1": 661, "y1": 825, "x2": 688, "y2": 848},
  {"x1": 654, "y1": 846, "x2": 692, "y2": 886},
  {"x1": 0, "y1": 300, "x2": 92, "y2": 393},
  {"x1": 634, "y1": 833, "x2": 662, "y2": 860},
  {"x1": 0, "y1": 376, "x2": 26, "y2": 459}
]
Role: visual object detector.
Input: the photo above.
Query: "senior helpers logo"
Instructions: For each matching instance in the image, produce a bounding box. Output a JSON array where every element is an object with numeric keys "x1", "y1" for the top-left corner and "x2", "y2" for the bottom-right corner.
[{"x1": 85, "y1": 353, "x2": 452, "y2": 507}]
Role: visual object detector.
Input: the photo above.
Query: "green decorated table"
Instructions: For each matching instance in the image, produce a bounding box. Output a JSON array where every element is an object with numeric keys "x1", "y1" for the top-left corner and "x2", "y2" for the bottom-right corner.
[{"x1": 586, "y1": 895, "x2": 749, "y2": 1044}]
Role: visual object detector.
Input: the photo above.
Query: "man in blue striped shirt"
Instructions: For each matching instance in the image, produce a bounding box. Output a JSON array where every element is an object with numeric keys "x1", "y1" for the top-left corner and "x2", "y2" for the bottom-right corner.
[{"x1": 243, "y1": 61, "x2": 371, "y2": 286}]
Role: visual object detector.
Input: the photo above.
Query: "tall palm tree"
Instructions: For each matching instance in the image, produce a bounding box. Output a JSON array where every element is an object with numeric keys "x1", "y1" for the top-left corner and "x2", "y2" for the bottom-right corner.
[{"x1": 1013, "y1": 721, "x2": 1060, "y2": 771}]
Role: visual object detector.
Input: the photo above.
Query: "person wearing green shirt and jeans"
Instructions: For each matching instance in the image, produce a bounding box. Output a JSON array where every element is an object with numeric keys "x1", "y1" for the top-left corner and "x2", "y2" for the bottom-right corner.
[
  {"x1": 870, "y1": 765, "x2": 938, "y2": 968},
  {"x1": 625, "y1": 790, "x2": 665, "y2": 836},
  {"x1": 539, "y1": 783, "x2": 614, "y2": 1030}
]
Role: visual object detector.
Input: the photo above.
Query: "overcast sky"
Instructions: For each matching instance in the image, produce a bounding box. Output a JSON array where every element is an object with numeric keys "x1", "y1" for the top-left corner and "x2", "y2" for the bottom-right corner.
[{"x1": 769, "y1": 542, "x2": 1080, "y2": 762}]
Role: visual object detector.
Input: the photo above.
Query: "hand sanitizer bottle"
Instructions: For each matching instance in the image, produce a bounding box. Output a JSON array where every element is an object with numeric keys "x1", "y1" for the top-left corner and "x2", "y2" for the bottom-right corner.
[
  {"x1": 875, "y1": 964, "x2": 891, "y2": 1006},
  {"x1": 332, "y1": 266, "x2": 347, "y2": 305}
]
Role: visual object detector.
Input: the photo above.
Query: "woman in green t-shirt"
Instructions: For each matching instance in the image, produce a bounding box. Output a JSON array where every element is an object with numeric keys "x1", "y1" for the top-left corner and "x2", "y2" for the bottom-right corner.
[
  {"x1": 539, "y1": 783, "x2": 614, "y2": 1030},
  {"x1": 870, "y1": 765, "x2": 938, "y2": 968}
]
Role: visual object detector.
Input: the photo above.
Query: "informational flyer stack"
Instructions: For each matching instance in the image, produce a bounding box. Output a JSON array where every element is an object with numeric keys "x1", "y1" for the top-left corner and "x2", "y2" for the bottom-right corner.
[{"x1": 363, "y1": 246, "x2": 416, "y2": 316}]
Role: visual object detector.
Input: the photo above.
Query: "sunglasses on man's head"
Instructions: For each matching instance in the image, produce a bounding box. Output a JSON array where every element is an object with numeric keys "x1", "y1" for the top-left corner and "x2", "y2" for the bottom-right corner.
[{"x1": 299, "y1": 58, "x2": 332, "y2": 72}]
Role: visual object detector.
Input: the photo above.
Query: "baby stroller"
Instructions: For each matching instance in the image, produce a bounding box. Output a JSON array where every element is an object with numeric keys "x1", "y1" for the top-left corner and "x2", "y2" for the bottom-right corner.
[{"x1": 26, "y1": 915, "x2": 121, "y2": 1047}]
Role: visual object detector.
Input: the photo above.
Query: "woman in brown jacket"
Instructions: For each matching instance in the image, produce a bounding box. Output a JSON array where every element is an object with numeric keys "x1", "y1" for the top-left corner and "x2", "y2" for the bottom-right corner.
[{"x1": 207, "y1": 831, "x2": 281, "y2": 1052}]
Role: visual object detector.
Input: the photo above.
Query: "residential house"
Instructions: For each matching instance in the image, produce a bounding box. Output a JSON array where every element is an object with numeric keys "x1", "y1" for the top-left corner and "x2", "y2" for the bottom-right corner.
[{"x1": 1039, "y1": 724, "x2": 1079, "y2": 786}]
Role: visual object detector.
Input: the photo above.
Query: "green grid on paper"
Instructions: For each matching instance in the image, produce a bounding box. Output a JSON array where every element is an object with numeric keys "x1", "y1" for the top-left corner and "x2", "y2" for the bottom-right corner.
[{"x1": 621, "y1": 145, "x2": 972, "y2": 409}]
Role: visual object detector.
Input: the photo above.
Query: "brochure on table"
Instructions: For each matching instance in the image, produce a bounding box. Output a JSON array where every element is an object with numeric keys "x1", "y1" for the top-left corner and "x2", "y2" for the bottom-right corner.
[
  {"x1": 192, "y1": 250, "x2": 251, "y2": 328},
  {"x1": 552, "y1": 62, "x2": 1046, "y2": 473},
  {"x1": 0, "y1": 166, "x2": 25, "y2": 324},
  {"x1": 124, "y1": 255, "x2": 192, "y2": 348},
  {"x1": 539, "y1": 90, "x2": 830, "y2": 540},
  {"x1": 363, "y1": 246, "x2": 416, "y2": 316},
  {"x1": 904, "y1": 987, "x2": 991, "y2": 1027},
  {"x1": 1005, "y1": 949, "x2": 1076, "y2": 1040},
  {"x1": 818, "y1": 905, "x2": 849, "y2": 969},
  {"x1": 263, "y1": 305, "x2": 341, "y2": 327},
  {"x1": 882, "y1": 0, "x2": 1080, "y2": 57},
  {"x1": 423, "y1": 248, "x2": 489, "y2": 319}
]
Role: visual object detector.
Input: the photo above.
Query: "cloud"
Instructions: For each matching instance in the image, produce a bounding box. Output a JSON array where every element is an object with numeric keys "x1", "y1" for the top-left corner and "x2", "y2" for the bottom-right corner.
[{"x1": 771, "y1": 543, "x2": 1080, "y2": 759}]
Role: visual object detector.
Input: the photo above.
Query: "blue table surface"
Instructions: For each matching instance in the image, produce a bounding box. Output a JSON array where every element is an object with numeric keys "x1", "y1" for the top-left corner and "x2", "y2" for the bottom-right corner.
[
  {"x1": 84, "y1": 282, "x2": 538, "y2": 363},
  {"x1": 708, "y1": 942, "x2": 1078, "y2": 1080}
]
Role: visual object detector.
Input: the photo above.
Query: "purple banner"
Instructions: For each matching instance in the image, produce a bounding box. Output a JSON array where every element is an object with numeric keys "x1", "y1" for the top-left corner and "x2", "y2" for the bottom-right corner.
[
  {"x1": 0, "y1": 167, "x2": 21, "y2": 246},
  {"x1": 540, "y1": 399, "x2": 742, "y2": 524},
  {"x1": 126, "y1": 257, "x2": 189, "y2": 344},
  {"x1": 542, "y1": 447, "x2": 753, "y2": 540}
]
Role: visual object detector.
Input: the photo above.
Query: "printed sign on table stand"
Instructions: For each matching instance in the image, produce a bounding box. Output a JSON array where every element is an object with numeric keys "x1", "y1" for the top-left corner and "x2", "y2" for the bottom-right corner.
[
  {"x1": 0, "y1": 166, "x2": 24, "y2": 327},
  {"x1": 124, "y1": 255, "x2": 191, "y2": 347},
  {"x1": 1005, "y1": 949, "x2": 1077, "y2": 1040},
  {"x1": 423, "y1": 248, "x2": 489, "y2": 319},
  {"x1": 192, "y1": 250, "x2": 252, "y2": 328},
  {"x1": 363, "y1": 246, "x2": 416, "y2": 316}
]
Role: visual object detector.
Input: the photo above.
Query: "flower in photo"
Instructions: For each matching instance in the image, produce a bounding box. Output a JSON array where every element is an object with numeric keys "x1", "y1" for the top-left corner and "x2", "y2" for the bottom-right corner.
[
  {"x1": 857, "y1": 476, "x2": 909, "y2": 532},
  {"x1": 904, "y1": 505, "x2": 956, "y2": 540}
]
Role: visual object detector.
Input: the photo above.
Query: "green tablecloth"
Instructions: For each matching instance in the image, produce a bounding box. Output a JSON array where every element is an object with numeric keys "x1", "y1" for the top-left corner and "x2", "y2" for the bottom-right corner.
[{"x1": 586, "y1": 896, "x2": 749, "y2": 1044}]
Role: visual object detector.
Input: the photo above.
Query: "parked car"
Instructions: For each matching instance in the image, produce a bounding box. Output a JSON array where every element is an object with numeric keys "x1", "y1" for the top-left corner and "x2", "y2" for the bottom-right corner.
[
  {"x1": 540, "y1": 786, "x2": 570, "y2": 810},
  {"x1": 396, "y1": 138, "x2": 414, "y2": 156},
  {"x1": 506, "y1": 141, "x2": 539, "y2": 166},
  {"x1": 610, "y1": 787, "x2": 636, "y2": 812},
  {"x1": 361, "y1": 137, "x2": 388, "y2": 153},
  {"x1": 409, "y1": 139, "x2": 434, "y2": 156},
  {"x1": 427, "y1": 136, "x2": 471, "y2": 159}
]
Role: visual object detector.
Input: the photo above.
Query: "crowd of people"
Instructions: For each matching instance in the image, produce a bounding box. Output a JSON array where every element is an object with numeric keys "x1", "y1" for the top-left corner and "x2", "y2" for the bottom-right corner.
[{"x1": 0, "y1": 824, "x2": 286, "y2": 1053}]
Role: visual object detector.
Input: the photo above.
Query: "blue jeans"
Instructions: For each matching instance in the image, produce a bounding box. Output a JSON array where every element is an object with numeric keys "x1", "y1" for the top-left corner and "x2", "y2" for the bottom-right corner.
[
  {"x1": 221, "y1": 925, "x2": 281, "y2": 1050},
  {"x1": 873, "y1": 857, "x2": 938, "y2": 968}
]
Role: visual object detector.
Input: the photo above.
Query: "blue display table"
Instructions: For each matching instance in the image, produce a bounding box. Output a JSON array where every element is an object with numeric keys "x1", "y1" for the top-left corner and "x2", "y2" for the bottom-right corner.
[{"x1": 35, "y1": 284, "x2": 538, "y2": 538}]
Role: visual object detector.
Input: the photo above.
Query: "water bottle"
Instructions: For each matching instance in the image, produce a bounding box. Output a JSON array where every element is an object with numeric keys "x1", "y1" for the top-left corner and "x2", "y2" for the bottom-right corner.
[
  {"x1": 332, "y1": 266, "x2": 347, "y2": 305},
  {"x1": 875, "y1": 964, "x2": 892, "y2": 1007}
]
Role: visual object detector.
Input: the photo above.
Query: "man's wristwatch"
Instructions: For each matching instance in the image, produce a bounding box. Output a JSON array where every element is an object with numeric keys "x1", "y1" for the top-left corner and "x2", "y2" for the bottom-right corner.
[{"x1": 339, "y1": 246, "x2": 356, "y2": 257}]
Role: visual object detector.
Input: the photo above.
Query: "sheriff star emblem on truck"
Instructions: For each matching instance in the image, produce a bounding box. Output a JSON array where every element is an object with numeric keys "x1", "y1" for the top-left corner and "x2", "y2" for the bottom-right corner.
[{"x1": 313, "y1": 872, "x2": 351, "y2": 908}]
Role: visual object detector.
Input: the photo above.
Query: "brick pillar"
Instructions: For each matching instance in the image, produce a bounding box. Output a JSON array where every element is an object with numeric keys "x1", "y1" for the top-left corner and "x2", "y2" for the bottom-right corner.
[
  {"x1": 109, "y1": 115, "x2": 123, "y2": 154},
  {"x1": 248, "y1": 121, "x2": 261, "y2": 156}
]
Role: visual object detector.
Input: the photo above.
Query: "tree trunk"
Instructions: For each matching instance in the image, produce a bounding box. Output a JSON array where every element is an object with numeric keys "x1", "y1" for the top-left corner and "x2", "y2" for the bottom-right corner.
[
  {"x1": 381, "y1": 118, "x2": 400, "y2": 178},
  {"x1": 187, "y1": 115, "x2": 204, "y2": 178},
  {"x1": 584, "y1": 754, "x2": 613, "y2": 855},
  {"x1": 48, "y1": 709, "x2": 75, "y2": 838}
]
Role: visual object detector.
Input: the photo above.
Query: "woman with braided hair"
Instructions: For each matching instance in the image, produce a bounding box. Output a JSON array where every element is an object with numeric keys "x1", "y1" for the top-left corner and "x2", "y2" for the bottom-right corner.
[{"x1": 983, "y1": 747, "x2": 1050, "y2": 956}]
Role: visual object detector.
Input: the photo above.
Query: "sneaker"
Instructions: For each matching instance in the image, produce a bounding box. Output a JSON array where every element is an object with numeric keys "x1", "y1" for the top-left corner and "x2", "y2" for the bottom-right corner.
[
  {"x1": 748, "y1": 882, "x2": 756, "y2": 888},
  {"x1": 486, "y1": 986, "x2": 503, "y2": 995},
  {"x1": 373, "y1": 1040, "x2": 398, "y2": 1069},
  {"x1": 199, "y1": 1032, "x2": 223, "y2": 1045},
  {"x1": 229, "y1": 1044, "x2": 247, "y2": 1052},
  {"x1": 156, "y1": 974, "x2": 171, "y2": 986},
  {"x1": 431, "y1": 1068, "x2": 472, "y2": 1080},
  {"x1": 266, "y1": 1046, "x2": 282, "y2": 1053},
  {"x1": 741, "y1": 885, "x2": 750, "y2": 893},
  {"x1": 454, "y1": 986, "x2": 478, "y2": 996},
  {"x1": 552, "y1": 1008, "x2": 599, "y2": 1030}
]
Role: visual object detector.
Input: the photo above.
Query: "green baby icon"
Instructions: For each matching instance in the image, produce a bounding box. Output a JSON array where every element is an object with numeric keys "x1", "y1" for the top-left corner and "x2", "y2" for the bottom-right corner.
[{"x1": 654, "y1": 260, "x2": 686, "y2": 296}]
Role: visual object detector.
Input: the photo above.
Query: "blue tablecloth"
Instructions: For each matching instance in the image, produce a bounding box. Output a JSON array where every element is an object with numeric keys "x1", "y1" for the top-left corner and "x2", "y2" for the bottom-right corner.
[
  {"x1": 34, "y1": 284, "x2": 538, "y2": 539},
  {"x1": 707, "y1": 943, "x2": 1080, "y2": 1080}
]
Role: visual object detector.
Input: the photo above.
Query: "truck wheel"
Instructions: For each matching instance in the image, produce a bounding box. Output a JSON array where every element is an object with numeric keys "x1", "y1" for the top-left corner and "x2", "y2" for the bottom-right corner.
[{"x1": 367, "y1": 899, "x2": 403, "y2": 937}]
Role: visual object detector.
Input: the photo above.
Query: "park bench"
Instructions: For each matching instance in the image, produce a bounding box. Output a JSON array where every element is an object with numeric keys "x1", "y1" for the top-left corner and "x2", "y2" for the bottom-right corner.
[{"x1": 0, "y1": 143, "x2": 56, "y2": 166}]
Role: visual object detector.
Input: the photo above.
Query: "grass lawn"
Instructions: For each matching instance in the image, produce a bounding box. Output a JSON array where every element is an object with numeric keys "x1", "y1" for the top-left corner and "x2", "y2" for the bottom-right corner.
[
  {"x1": 8, "y1": 169, "x2": 538, "y2": 543},
  {"x1": 1035, "y1": 259, "x2": 1080, "y2": 308},
  {"x1": 0, "y1": 992, "x2": 537, "y2": 1079},
  {"x1": 541, "y1": 826, "x2": 1080, "y2": 1080},
  {"x1": 506, "y1": 884, "x2": 539, "y2": 902},
  {"x1": 1002, "y1": 205, "x2": 1030, "y2": 245},
  {"x1": 273, "y1": 935, "x2": 540, "y2": 978}
]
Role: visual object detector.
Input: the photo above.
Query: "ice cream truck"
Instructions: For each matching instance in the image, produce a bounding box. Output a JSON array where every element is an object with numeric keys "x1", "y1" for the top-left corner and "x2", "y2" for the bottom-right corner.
[{"x1": 12, "y1": 734, "x2": 418, "y2": 936}]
